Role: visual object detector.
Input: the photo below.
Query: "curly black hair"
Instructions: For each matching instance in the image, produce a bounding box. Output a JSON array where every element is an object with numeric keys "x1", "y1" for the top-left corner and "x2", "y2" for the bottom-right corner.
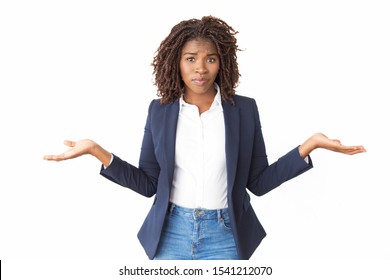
[{"x1": 152, "y1": 16, "x2": 240, "y2": 104}]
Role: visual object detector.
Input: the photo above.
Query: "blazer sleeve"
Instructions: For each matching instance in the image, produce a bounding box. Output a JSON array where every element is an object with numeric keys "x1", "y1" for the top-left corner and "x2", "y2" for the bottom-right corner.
[
  {"x1": 99, "y1": 101, "x2": 160, "y2": 197},
  {"x1": 246, "y1": 99, "x2": 313, "y2": 196}
]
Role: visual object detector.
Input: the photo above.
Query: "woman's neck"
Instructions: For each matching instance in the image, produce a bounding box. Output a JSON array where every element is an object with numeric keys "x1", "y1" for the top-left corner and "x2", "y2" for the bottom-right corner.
[{"x1": 183, "y1": 91, "x2": 216, "y2": 114}]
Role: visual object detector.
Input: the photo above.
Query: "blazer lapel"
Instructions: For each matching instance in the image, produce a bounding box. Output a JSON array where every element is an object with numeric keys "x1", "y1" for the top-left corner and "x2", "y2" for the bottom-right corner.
[
  {"x1": 163, "y1": 100, "x2": 180, "y2": 188},
  {"x1": 222, "y1": 100, "x2": 240, "y2": 195}
]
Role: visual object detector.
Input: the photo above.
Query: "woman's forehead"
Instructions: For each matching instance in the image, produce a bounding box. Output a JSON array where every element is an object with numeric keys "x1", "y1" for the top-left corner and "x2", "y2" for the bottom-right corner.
[{"x1": 181, "y1": 38, "x2": 217, "y2": 52}]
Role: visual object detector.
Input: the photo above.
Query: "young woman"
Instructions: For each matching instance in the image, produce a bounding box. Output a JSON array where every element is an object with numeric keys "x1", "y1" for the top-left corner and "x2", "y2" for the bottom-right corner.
[{"x1": 43, "y1": 16, "x2": 366, "y2": 260}]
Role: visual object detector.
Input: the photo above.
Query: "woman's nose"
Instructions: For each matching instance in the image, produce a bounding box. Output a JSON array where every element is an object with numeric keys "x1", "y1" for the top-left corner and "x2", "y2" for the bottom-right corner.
[{"x1": 195, "y1": 61, "x2": 207, "y2": 74}]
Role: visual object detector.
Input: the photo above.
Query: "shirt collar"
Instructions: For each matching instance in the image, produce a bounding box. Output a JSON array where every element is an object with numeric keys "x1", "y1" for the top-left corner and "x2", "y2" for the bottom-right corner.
[{"x1": 179, "y1": 83, "x2": 223, "y2": 112}]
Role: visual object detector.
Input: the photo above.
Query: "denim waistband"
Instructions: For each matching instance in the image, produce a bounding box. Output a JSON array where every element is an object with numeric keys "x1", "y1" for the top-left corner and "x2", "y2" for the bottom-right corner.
[{"x1": 168, "y1": 203, "x2": 230, "y2": 220}]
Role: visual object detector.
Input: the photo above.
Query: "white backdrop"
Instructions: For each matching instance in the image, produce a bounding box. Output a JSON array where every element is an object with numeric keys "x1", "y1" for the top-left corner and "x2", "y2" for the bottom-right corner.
[{"x1": 1, "y1": 0, "x2": 389, "y2": 278}]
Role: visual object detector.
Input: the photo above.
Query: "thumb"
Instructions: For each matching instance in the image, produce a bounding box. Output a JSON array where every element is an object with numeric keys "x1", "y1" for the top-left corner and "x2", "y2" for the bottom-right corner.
[{"x1": 63, "y1": 140, "x2": 75, "y2": 147}]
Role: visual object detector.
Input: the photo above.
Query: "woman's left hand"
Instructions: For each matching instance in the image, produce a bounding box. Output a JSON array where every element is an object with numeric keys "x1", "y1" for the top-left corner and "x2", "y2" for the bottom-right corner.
[{"x1": 299, "y1": 133, "x2": 366, "y2": 158}]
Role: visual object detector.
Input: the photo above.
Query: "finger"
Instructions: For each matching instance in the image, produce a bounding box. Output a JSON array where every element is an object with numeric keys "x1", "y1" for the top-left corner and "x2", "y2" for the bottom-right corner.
[
  {"x1": 43, "y1": 155, "x2": 52, "y2": 160},
  {"x1": 350, "y1": 146, "x2": 366, "y2": 154},
  {"x1": 43, "y1": 154, "x2": 65, "y2": 161},
  {"x1": 63, "y1": 140, "x2": 75, "y2": 147},
  {"x1": 358, "y1": 145, "x2": 366, "y2": 151},
  {"x1": 341, "y1": 146, "x2": 366, "y2": 155},
  {"x1": 346, "y1": 150, "x2": 364, "y2": 155}
]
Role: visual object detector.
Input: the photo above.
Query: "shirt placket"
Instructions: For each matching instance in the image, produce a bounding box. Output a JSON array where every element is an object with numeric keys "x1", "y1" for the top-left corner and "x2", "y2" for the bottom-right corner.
[{"x1": 195, "y1": 112, "x2": 207, "y2": 208}]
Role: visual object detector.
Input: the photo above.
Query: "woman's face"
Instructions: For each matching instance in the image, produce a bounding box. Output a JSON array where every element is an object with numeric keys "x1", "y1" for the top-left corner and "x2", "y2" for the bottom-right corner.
[{"x1": 179, "y1": 38, "x2": 220, "y2": 97}]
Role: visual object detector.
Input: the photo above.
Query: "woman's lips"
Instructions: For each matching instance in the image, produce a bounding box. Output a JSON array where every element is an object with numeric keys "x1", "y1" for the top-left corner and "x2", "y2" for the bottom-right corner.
[{"x1": 192, "y1": 78, "x2": 208, "y2": 86}]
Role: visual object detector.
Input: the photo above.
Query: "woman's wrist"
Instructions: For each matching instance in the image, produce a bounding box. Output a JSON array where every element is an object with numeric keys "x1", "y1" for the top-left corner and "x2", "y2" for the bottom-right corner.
[
  {"x1": 90, "y1": 142, "x2": 112, "y2": 167},
  {"x1": 298, "y1": 135, "x2": 317, "y2": 158}
]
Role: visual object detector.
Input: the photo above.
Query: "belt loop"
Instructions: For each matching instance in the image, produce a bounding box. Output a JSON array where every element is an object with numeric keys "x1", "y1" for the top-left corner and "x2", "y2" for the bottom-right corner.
[{"x1": 217, "y1": 209, "x2": 222, "y2": 221}]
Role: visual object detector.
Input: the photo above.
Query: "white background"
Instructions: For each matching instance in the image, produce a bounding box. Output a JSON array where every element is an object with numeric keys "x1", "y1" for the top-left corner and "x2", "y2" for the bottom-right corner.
[{"x1": 1, "y1": 0, "x2": 389, "y2": 279}]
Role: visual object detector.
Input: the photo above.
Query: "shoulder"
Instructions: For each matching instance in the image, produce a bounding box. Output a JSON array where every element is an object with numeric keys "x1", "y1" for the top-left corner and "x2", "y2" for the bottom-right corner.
[
  {"x1": 146, "y1": 98, "x2": 180, "y2": 119},
  {"x1": 232, "y1": 94, "x2": 258, "y2": 109},
  {"x1": 148, "y1": 98, "x2": 162, "y2": 108},
  {"x1": 148, "y1": 98, "x2": 179, "y2": 109},
  {"x1": 233, "y1": 94, "x2": 254, "y2": 101}
]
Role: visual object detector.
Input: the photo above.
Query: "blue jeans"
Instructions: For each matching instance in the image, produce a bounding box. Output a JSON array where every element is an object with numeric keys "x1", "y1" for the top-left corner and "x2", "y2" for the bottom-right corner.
[{"x1": 153, "y1": 203, "x2": 238, "y2": 260}]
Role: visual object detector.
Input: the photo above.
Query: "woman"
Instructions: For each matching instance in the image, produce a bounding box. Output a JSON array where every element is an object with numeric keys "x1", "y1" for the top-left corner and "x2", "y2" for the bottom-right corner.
[{"x1": 44, "y1": 16, "x2": 366, "y2": 260}]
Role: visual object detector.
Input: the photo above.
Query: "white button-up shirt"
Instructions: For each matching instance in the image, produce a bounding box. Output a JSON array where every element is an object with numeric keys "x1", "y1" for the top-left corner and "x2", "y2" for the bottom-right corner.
[{"x1": 170, "y1": 85, "x2": 228, "y2": 209}]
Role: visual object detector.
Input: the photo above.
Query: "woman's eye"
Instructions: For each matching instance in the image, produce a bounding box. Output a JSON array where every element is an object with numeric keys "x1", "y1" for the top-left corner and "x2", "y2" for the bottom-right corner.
[{"x1": 186, "y1": 57, "x2": 195, "y2": 62}]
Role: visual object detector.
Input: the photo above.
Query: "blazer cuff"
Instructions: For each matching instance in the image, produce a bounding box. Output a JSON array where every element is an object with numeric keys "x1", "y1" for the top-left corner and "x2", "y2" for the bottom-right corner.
[
  {"x1": 100, "y1": 154, "x2": 121, "y2": 181},
  {"x1": 291, "y1": 146, "x2": 313, "y2": 172}
]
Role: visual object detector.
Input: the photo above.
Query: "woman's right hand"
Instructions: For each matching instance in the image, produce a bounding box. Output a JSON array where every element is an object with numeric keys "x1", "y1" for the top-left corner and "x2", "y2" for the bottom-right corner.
[
  {"x1": 43, "y1": 139, "x2": 97, "y2": 162},
  {"x1": 44, "y1": 139, "x2": 112, "y2": 167}
]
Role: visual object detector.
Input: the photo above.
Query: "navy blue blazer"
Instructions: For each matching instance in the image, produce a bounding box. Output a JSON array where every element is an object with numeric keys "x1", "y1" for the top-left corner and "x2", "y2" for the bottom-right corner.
[{"x1": 100, "y1": 95, "x2": 313, "y2": 259}]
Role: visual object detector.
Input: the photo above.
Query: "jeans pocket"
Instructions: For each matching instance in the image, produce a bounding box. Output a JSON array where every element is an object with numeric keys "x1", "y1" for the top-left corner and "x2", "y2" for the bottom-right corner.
[{"x1": 219, "y1": 216, "x2": 232, "y2": 231}]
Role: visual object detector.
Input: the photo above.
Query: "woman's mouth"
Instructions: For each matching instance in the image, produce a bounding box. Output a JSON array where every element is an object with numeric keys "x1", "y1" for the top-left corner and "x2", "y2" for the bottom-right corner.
[{"x1": 192, "y1": 78, "x2": 208, "y2": 86}]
